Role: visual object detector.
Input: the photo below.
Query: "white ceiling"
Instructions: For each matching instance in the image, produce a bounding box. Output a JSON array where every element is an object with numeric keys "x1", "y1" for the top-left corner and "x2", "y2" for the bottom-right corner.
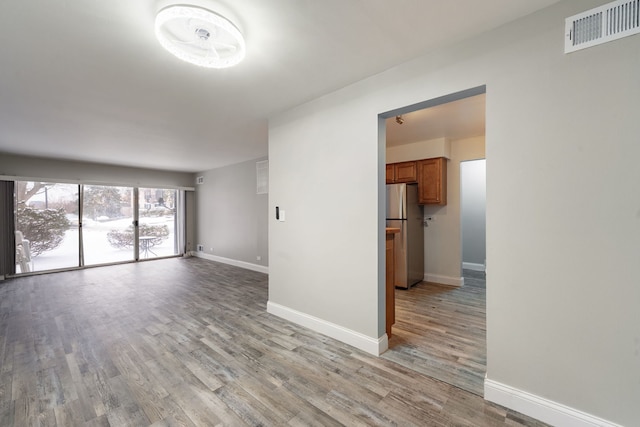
[
  {"x1": 386, "y1": 94, "x2": 486, "y2": 146},
  {"x1": 0, "y1": 0, "x2": 560, "y2": 173}
]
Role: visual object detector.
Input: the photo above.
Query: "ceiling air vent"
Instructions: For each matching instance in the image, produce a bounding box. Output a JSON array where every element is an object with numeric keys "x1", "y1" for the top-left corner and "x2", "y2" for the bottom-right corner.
[{"x1": 565, "y1": 0, "x2": 640, "y2": 53}]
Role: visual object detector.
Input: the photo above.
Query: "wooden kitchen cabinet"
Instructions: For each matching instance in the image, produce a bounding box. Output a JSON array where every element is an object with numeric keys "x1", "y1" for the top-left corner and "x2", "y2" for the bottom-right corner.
[
  {"x1": 393, "y1": 161, "x2": 417, "y2": 183},
  {"x1": 386, "y1": 164, "x2": 395, "y2": 184},
  {"x1": 386, "y1": 161, "x2": 417, "y2": 184},
  {"x1": 385, "y1": 228, "x2": 399, "y2": 338},
  {"x1": 417, "y1": 157, "x2": 447, "y2": 205}
]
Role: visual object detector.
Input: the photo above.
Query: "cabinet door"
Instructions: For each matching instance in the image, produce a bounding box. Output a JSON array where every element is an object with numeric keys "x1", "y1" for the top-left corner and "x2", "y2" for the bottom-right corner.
[
  {"x1": 394, "y1": 161, "x2": 417, "y2": 183},
  {"x1": 386, "y1": 234, "x2": 395, "y2": 337},
  {"x1": 418, "y1": 157, "x2": 447, "y2": 205},
  {"x1": 386, "y1": 164, "x2": 395, "y2": 184}
]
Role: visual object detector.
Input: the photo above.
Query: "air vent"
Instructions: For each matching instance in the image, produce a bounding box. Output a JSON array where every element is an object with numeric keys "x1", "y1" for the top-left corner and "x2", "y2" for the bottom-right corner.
[
  {"x1": 196, "y1": 176, "x2": 204, "y2": 185},
  {"x1": 256, "y1": 160, "x2": 268, "y2": 194},
  {"x1": 565, "y1": 0, "x2": 640, "y2": 53}
]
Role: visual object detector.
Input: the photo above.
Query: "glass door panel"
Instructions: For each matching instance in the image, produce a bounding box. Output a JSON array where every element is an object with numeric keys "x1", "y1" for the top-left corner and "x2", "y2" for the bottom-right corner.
[
  {"x1": 82, "y1": 185, "x2": 135, "y2": 265},
  {"x1": 15, "y1": 181, "x2": 80, "y2": 273},
  {"x1": 139, "y1": 188, "x2": 179, "y2": 258}
]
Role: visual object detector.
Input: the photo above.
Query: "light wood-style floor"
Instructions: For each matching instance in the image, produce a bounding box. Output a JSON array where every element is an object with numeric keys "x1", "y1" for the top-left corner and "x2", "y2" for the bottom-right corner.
[
  {"x1": 384, "y1": 271, "x2": 487, "y2": 396},
  {"x1": 0, "y1": 258, "x2": 548, "y2": 426}
]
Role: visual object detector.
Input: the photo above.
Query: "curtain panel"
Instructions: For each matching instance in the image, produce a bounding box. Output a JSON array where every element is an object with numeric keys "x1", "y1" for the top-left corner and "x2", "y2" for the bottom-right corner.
[{"x1": 0, "y1": 181, "x2": 15, "y2": 276}]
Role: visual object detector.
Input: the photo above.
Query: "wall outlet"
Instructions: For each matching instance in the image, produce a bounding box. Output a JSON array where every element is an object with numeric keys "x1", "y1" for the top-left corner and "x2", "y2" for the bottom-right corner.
[{"x1": 197, "y1": 244, "x2": 204, "y2": 252}]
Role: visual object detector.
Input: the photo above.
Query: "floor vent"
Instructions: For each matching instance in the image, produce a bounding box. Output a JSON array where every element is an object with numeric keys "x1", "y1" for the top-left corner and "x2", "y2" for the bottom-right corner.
[{"x1": 565, "y1": 0, "x2": 640, "y2": 53}]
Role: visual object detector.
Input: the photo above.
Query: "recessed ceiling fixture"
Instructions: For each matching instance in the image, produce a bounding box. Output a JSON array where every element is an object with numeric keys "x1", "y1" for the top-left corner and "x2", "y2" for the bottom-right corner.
[{"x1": 155, "y1": 5, "x2": 245, "y2": 69}]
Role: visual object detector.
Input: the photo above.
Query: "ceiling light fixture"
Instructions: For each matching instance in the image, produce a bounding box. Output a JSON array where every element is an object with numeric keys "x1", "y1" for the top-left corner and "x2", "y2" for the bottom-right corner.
[
  {"x1": 155, "y1": 5, "x2": 246, "y2": 69},
  {"x1": 395, "y1": 115, "x2": 404, "y2": 125}
]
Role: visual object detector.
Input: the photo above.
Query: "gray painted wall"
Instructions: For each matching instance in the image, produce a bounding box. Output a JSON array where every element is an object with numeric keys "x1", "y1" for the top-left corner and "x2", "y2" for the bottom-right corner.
[
  {"x1": 0, "y1": 153, "x2": 195, "y2": 189},
  {"x1": 461, "y1": 159, "x2": 486, "y2": 267},
  {"x1": 195, "y1": 157, "x2": 268, "y2": 268},
  {"x1": 268, "y1": 1, "x2": 640, "y2": 425}
]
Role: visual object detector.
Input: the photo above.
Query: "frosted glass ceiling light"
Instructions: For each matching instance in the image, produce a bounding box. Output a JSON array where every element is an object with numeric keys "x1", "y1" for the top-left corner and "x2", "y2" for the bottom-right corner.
[{"x1": 155, "y1": 5, "x2": 245, "y2": 69}]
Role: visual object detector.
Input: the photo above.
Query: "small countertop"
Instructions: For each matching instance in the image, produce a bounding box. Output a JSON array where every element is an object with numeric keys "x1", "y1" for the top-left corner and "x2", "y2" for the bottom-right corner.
[{"x1": 386, "y1": 227, "x2": 400, "y2": 234}]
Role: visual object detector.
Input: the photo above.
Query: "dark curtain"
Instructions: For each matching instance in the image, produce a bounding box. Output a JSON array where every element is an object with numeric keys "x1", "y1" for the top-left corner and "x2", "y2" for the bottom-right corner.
[{"x1": 0, "y1": 181, "x2": 16, "y2": 276}]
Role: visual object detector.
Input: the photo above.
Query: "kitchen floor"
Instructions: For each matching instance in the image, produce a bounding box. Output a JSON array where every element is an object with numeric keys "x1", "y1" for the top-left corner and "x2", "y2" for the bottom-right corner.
[{"x1": 383, "y1": 269, "x2": 486, "y2": 396}]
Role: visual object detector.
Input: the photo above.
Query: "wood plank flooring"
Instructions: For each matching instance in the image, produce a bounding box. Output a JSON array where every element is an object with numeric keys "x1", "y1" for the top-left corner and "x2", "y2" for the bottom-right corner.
[
  {"x1": 0, "y1": 258, "x2": 548, "y2": 426},
  {"x1": 384, "y1": 271, "x2": 487, "y2": 396}
]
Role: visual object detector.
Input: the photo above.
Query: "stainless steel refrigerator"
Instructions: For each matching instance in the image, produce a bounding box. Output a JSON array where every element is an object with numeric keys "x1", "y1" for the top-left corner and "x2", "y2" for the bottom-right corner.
[{"x1": 386, "y1": 183, "x2": 424, "y2": 289}]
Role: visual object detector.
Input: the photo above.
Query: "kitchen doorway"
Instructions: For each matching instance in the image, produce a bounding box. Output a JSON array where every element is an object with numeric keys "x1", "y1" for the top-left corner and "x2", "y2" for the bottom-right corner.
[
  {"x1": 380, "y1": 87, "x2": 487, "y2": 396},
  {"x1": 461, "y1": 159, "x2": 486, "y2": 274}
]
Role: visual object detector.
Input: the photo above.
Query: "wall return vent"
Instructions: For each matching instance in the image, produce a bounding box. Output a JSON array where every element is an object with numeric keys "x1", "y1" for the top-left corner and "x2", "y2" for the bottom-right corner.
[
  {"x1": 565, "y1": 0, "x2": 640, "y2": 53},
  {"x1": 256, "y1": 160, "x2": 268, "y2": 195}
]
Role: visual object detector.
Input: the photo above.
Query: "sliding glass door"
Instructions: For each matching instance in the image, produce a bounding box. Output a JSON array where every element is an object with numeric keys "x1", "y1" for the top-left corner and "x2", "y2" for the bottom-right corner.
[
  {"x1": 139, "y1": 188, "x2": 179, "y2": 259},
  {"x1": 82, "y1": 185, "x2": 135, "y2": 266},
  {"x1": 13, "y1": 181, "x2": 184, "y2": 274},
  {"x1": 14, "y1": 182, "x2": 80, "y2": 273}
]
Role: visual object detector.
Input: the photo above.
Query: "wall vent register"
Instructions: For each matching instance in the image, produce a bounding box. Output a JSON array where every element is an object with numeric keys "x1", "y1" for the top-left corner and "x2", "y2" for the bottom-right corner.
[
  {"x1": 565, "y1": 0, "x2": 640, "y2": 53},
  {"x1": 256, "y1": 160, "x2": 268, "y2": 194}
]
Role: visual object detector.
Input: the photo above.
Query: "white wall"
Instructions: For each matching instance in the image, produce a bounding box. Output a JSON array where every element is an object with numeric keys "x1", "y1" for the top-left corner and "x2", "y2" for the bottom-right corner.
[
  {"x1": 194, "y1": 157, "x2": 268, "y2": 273},
  {"x1": 386, "y1": 137, "x2": 451, "y2": 163},
  {"x1": 269, "y1": 1, "x2": 640, "y2": 425}
]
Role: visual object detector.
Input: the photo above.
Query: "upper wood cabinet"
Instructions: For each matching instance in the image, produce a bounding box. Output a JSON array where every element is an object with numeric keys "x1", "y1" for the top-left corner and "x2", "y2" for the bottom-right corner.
[
  {"x1": 386, "y1": 161, "x2": 417, "y2": 184},
  {"x1": 417, "y1": 157, "x2": 447, "y2": 205},
  {"x1": 386, "y1": 157, "x2": 447, "y2": 205},
  {"x1": 385, "y1": 164, "x2": 395, "y2": 184},
  {"x1": 394, "y1": 161, "x2": 417, "y2": 183}
]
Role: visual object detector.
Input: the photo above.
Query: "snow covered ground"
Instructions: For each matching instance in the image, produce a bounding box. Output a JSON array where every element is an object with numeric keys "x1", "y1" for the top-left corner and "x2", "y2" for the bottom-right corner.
[{"x1": 20, "y1": 215, "x2": 178, "y2": 273}]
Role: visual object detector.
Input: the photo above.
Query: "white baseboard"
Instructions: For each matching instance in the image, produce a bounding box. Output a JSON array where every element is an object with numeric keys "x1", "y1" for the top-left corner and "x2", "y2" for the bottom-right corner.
[
  {"x1": 485, "y1": 379, "x2": 622, "y2": 427},
  {"x1": 192, "y1": 251, "x2": 269, "y2": 275},
  {"x1": 424, "y1": 273, "x2": 464, "y2": 287},
  {"x1": 267, "y1": 301, "x2": 388, "y2": 356},
  {"x1": 462, "y1": 262, "x2": 485, "y2": 272}
]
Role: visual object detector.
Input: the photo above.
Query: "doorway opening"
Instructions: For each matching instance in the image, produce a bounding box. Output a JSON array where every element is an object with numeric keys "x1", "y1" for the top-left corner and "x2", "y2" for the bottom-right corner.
[
  {"x1": 380, "y1": 86, "x2": 487, "y2": 396},
  {"x1": 461, "y1": 159, "x2": 486, "y2": 273}
]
